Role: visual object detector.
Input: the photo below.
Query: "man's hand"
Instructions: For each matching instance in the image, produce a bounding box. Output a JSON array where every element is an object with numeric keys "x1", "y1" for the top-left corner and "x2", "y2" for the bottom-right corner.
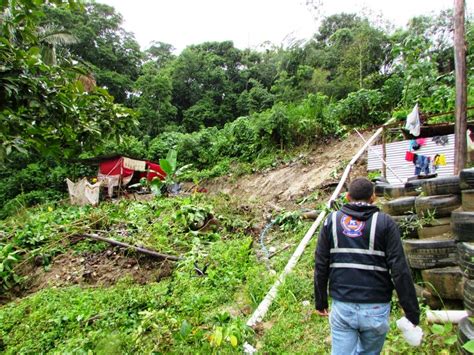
[{"x1": 315, "y1": 309, "x2": 329, "y2": 317}]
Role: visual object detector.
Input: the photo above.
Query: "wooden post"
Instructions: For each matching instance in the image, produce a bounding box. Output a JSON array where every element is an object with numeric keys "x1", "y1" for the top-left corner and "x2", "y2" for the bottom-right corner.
[
  {"x1": 454, "y1": 0, "x2": 467, "y2": 174},
  {"x1": 382, "y1": 127, "x2": 387, "y2": 178}
]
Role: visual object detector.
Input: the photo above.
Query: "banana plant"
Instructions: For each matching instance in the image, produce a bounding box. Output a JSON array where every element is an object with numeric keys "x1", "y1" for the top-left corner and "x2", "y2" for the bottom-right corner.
[{"x1": 150, "y1": 149, "x2": 192, "y2": 196}]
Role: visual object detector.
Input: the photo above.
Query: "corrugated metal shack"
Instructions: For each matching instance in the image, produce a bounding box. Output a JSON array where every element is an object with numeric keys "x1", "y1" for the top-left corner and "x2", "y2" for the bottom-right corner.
[
  {"x1": 368, "y1": 120, "x2": 474, "y2": 186},
  {"x1": 368, "y1": 134, "x2": 455, "y2": 185}
]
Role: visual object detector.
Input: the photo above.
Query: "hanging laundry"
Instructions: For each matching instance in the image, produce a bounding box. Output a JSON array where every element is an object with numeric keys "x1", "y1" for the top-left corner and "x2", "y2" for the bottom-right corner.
[
  {"x1": 405, "y1": 104, "x2": 421, "y2": 136},
  {"x1": 405, "y1": 151, "x2": 415, "y2": 162},
  {"x1": 416, "y1": 138, "x2": 427, "y2": 147},
  {"x1": 438, "y1": 154, "x2": 447, "y2": 166},
  {"x1": 414, "y1": 155, "x2": 430, "y2": 176},
  {"x1": 468, "y1": 129, "x2": 474, "y2": 153},
  {"x1": 409, "y1": 139, "x2": 421, "y2": 151},
  {"x1": 432, "y1": 135, "x2": 449, "y2": 146}
]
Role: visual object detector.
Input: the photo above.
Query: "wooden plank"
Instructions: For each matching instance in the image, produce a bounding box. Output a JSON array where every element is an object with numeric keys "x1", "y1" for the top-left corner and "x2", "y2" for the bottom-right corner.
[{"x1": 454, "y1": 0, "x2": 467, "y2": 173}]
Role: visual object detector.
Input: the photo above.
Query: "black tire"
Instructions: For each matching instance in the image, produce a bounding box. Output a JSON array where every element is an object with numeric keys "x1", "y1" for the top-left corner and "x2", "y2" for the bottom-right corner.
[
  {"x1": 421, "y1": 266, "x2": 464, "y2": 300},
  {"x1": 462, "y1": 189, "x2": 474, "y2": 211},
  {"x1": 405, "y1": 179, "x2": 427, "y2": 196},
  {"x1": 391, "y1": 214, "x2": 418, "y2": 239},
  {"x1": 452, "y1": 211, "x2": 474, "y2": 242},
  {"x1": 403, "y1": 238, "x2": 457, "y2": 269},
  {"x1": 417, "y1": 217, "x2": 451, "y2": 239},
  {"x1": 415, "y1": 194, "x2": 461, "y2": 218},
  {"x1": 464, "y1": 279, "x2": 474, "y2": 313},
  {"x1": 460, "y1": 168, "x2": 474, "y2": 190},
  {"x1": 422, "y1": 176, "x2": 461, "y2": 196},
  {"x1": 377, "y1": 184, "x2": 407, "y2": 199},
  {"x1": 458, "y1": 316, "x2": 474, "y2": 354},
  {"x1": 374, "y1": 183, "x2": 390, "y2": 197},
  {"x1": 383, "y1": 196, "x2": 416, "y2": 216},
  {"x1": 458, "y1": 242, "x2": 474, "y2": 279}
]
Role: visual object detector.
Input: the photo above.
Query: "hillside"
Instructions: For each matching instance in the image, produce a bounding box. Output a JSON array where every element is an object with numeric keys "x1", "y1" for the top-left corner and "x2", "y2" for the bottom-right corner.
[
  {"x1": 0, "y1": 131, "x2": 461, "y2": 354},
  {"x1": 203, "y1": 131, "x2": 370, "y2": 207},
  {"x1": 0, "y1": 133, "x2": 367, "y2": 352}
]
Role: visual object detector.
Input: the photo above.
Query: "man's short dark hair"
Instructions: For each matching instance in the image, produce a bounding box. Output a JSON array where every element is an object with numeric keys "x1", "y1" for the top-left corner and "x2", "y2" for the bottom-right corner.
[{"x1": 348, "y1": 177, "x2": 374, "y2": 202}]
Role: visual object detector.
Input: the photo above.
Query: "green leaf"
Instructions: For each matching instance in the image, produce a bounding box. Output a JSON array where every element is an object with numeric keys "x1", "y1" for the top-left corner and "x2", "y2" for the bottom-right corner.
[
  {"x1": 214, "y1": 327, "x2": 223, "y2": 347},
  {"x1": 463, "y1": 340, "x2": 474, "y2": 353},
  {"x1": 159, "y1": 159, "x2": 173, "y2": 175},
  {"x1": 230, "y1": 335, "x2": 238, "y2": 347},
  {"x1": 180, "y1": 320, "x2": 192, "y2": 338},
  {"x1": 444, "y1": 335, "x2": 457, "y2": 345},
  {"x1": 150, "y1": 179, "x2": 163, "y2": 196},
  {"x1": 166, "y1": 149, "x2": 177, "y2": 172},
  {"x1": 431, "y1": 323, "x2": 445, "y2": 335}
]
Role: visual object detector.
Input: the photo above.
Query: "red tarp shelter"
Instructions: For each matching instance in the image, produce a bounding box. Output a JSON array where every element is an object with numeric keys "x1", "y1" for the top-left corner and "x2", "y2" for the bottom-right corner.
[
  {"x1": 95, "y1": 156, "x2": 166, "y2": 196},
  {"x1": 98, "y1": 156, "x2": 166, "y2": 181}
]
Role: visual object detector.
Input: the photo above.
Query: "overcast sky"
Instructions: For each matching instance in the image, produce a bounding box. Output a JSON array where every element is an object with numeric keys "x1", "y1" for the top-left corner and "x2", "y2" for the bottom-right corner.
[{"x1": 97, "y1": 0, "x2": 466, "y2": 52}]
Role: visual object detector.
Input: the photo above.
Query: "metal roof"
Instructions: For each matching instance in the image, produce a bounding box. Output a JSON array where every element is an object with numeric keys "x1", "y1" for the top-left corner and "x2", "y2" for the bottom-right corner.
[{"x1": 367, "y1": 134, "x2": 455, "y2": 186}]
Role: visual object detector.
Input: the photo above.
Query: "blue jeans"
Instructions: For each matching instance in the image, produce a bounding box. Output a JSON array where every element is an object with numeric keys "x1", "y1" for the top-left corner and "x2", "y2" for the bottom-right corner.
[
  {"x1": 330, "y1": 300, "x2": 390, "y2": 355},
  {"x1": 414, "y1": 155, "x2": 430, "y2": 175}
]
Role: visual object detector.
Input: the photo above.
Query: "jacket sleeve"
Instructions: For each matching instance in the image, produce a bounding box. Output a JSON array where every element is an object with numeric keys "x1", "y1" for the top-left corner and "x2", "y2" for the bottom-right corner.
[
  {"x1": 384, "y1": 215, "x2": 420, "y2": 325},
  {"x1": 314, "y1": 215, "x2": 331, "y2": 311}
]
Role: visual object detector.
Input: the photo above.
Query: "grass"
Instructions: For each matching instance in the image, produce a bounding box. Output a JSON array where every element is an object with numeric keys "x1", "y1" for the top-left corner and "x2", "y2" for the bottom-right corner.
[{"x1": 0, "y1": 192, "x2": 461, "y2": 353}]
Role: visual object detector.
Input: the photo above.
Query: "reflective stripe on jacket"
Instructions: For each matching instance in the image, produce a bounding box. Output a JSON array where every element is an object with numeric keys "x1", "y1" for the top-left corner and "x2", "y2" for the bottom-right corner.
[{"x1": 329, "y1": 211, "x2": 389, "y2": 272}]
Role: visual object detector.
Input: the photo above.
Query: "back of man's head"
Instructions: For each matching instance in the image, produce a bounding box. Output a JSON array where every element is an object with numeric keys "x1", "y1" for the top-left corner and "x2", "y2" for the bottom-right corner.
[{"x1": 348, "y1": 177, "x2": 374, "y2": 202}]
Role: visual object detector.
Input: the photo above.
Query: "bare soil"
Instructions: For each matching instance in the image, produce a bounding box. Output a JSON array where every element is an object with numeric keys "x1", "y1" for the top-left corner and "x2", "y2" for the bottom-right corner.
[
  {"x1": 202, "y1": 131, "x2": 373, "y2": 209},
  {"x1": 1, "y1": 248, "x2": 173, "y2": 304}
]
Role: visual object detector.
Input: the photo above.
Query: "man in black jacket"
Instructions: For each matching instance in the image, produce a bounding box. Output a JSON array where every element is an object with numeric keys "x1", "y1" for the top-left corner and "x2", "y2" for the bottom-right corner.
[{"x1": 314, "y1": 177, "x2": 420, "y2": 355}]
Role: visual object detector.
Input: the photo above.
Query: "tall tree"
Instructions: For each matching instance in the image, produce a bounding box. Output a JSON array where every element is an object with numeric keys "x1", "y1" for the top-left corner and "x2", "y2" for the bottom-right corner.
[
  {"x1": 42, "y1": 3, "x2": 143, "y2": 104},
  {"x1": 1, "y1": 0, "x2": 134, "y2": 161},
  {"x1": 134, "y1": 62, "x2": 177, "y2": 136},
  {"x1": 170, "y1": 41, "x2": 246, "y2": 131}
]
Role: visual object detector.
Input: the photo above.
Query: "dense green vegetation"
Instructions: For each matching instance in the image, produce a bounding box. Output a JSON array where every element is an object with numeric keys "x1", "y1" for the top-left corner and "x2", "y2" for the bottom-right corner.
[
  {"x1": 2, "y1": 1, "x2": 474, "y2": 212},
  {"x1": 1, "y1": 0, "x2": 473, "y2": 352},
  {"x1": 0, "y1": 194, "x2": 462, "y2": 353}
]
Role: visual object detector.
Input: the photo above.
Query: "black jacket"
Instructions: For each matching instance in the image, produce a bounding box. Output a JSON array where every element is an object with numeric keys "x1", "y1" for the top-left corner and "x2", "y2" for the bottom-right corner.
[{"x1": 314, "y1": 203, "x2": 420, "y2": 325}]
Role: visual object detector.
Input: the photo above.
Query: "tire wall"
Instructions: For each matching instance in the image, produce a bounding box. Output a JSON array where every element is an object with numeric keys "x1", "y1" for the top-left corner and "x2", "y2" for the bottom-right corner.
[{"x1": 382, "y1": 173, "x2": 474, "y2": 305}]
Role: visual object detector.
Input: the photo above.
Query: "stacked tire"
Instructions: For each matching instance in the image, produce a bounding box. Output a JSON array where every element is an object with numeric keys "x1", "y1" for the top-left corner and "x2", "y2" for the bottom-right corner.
[
  {"x1": 382, "y1": 176, "x2": 464, "y2": 304},
  {"x1": 455, "y1": 169, "x2": 474, "y2": 315},
  {"x1": 458, "y1": 316, "x2": 474, "y2": 354}
]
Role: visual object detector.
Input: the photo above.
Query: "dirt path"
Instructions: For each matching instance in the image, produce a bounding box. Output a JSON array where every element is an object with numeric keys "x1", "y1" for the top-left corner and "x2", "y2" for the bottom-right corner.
[{"x1": 202, "y1": 130, "x2": 373, "y2": 208}]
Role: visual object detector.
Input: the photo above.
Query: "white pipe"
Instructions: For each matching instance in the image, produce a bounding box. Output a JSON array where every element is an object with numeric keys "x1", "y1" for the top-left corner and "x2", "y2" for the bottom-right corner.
[
  {"x1": 246, "y1": 210, "x2": 327, "y2": 327},
  {"x1": 426, "y1": 310, "x2": 469, "y2": 323},
  {"x1": 246, "y1": 118, "x2": 396, "y2": 328}
]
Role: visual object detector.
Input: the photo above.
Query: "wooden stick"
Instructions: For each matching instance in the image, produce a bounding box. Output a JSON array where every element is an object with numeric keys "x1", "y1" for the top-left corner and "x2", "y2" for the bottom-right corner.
[
  {"x1": 268, "y1": 244, "x2": 292, "y2": 259},
  {"x1": 80, "y1": 233, "x2": 181, "y2": 261}
]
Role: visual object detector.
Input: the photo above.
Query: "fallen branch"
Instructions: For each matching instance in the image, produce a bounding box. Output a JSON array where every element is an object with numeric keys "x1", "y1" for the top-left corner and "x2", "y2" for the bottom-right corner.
[
  {"x1": 268, "y1": 244, "x2": 292, "y2": 259},
  {"x1": 79, "y1": 233, "x2": 182, "y2": 261}
]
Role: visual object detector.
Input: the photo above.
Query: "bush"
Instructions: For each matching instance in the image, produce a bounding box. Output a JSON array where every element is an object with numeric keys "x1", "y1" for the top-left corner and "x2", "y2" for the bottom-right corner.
[
  {"x1": 333, "y1": 88, "x2": 387, "y2": 126},
  {"x1": 0, "y1": 189, "x2": 64, "y2": 219}
]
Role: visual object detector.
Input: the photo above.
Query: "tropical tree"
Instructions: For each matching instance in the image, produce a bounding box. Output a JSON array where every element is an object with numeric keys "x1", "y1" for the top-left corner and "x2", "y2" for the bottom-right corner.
[
  {"x1": 42, "y1": 2, "x2": 143, "y2": 104},
  {"x1": 0, "y1": 0, "x2": 135, "y2": 161}
]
